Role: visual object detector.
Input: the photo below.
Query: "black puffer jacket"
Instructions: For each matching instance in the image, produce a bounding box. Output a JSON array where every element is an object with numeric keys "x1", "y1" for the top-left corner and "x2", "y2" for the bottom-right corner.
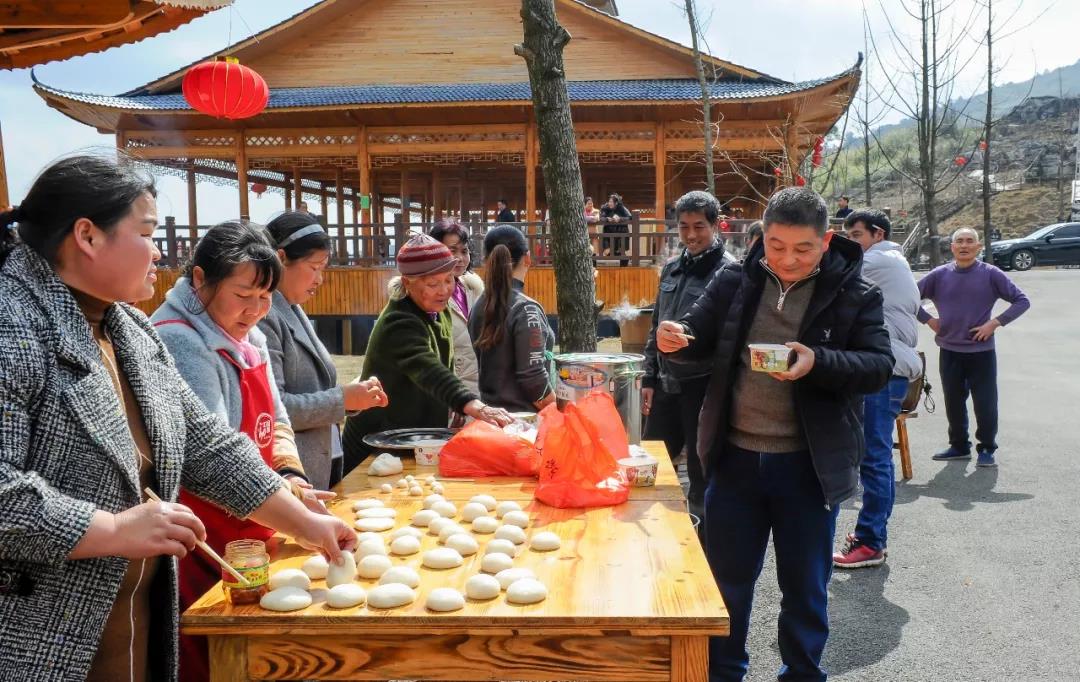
[{"x1": 667, "y1": 236, "x2": 894, "y2": 506}]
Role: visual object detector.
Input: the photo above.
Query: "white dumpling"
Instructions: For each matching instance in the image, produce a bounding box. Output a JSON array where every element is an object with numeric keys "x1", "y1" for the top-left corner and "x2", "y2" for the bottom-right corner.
[
  {"x1": 460, "y1": 502, "x2": 488, "y2": 522},
  {"x1": 428, "y1": 517, "x2": 457, "y2": 536},
  {"x1": 431, "y1": 483, "x2": 445, "y2": 494},
  {"x1": 422, "y1": 547, "x2": 464, "y2": 569},
  {"x1": 353, "y1": 498, "x2": 385, "y2": 511},
  {"x1": 425, "y1": 587, "x2": 465, "y2": 612},
  {"x1": 260, "y1": 586, "x2": 312, "y2": 612},
  {"x1": 411, "y1": 510, "x2": 440, "y2": 527},
  {"x1": 409, "y1": 485, "x2": 423, "y2": 496},
  {"x1": 437, "y1": 524, "x2": 468, "y2": 543},
  {"x1": 300, "y1": 554, "x2": 329, "y2": 581},
  {"x1": 495, "y1": 501, "x2": 522, "y2": 518},
  {"x1": 495, "y1": 567, "x2": 536, "y2": 591},
  {"x1": 367, "y1": 583, "x2": 416, "y2": 609},
  {"x1": 423, "y1": 493, "x2": 446, "y2": 510},
  {"x1": 356, "y1": 507, "x2": 397, "y2": 519},
  {"x1": 494, "y1": 525, "x2": 527, "y2": 545},
  {"x1": 502, "y1": 510, "x2": 530, "y2": 529},
  {"x1": 431, "y1": 500, "x2": 458, "y2": 518},
  {"x1": 470, "y1": 494, "x2": 498, "y2": 512},
  {"x1": 444, "y1": 533, "x2": 479, "y2": 556},
  {"x1": 405, "y1": 474, "x2": 415, "y2": 483},
  {"x1": 484, "y1": 539, "x2": 518, "y2": 557},
  {"x1": 356, "y1": 539, "x2": 388, "y2": 559},
  {"x1": 529, "y1": 531, "x2": 562, "y2": 552},
  {"x1": 389, "y1": 526, "x2": 424, "y2": 541},
  {"x1": 356, "y1": 531, "x2": 383, "y2": 545},
  {"x1": 378, "y1": 566, "x2": 421, "y2": 588},
  {"x1": 325, "y1": 583, "x2": 366, "y2": 609},
  {"x1": 390, "y1": 535, "x2": 421, "y2": 556},
  {"x1": 269, "y1": 568, "x2": 311, "y2": 591},
  {"x1": 396, "y1": 478, "x2": 409, "y2": 489},
  {"x1": 465, "y1": 573, "x2": 501, "y2": 601},
  {"x1": 480, "y1": 552, "x2": 514, "y2": 574},
  {"x1": 506, "y1": 578, "x2": 548, "y2": 605},
  {"x1": 325, "y1": 552, "x2": 357, "y2": 588},
  {"x1": 357, "y1": 554, "x2": 393, "y2": 579},
  {"x1": 471, "y1": 516, "x2": 499, "y2": 534},
  {"x1": 354, "y1": 517, "x2": 394, "y2": 532},
  {"x1": 380, "y1": 483, "x2": 393, "y2": 494}
]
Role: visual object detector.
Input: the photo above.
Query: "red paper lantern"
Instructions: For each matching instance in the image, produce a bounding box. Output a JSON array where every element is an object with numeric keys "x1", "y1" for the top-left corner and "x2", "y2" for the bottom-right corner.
[
  {"x1": 773, "y1": 167, "x2": 784, "y2": 177},
  {"x1": 251, "y1": 182, "x2": 267, "y2": 198},
  {"x1": 795, "y1": 175, "x2": 807, "y2": 186},
  {"x1": 814, "y1": 136, "x2": 825, "y2": 152},
  {"x1": 954, "y1": 156, "x2": 968, "y2": 167},
  {"x1": 183, "y1": 57, "x2": 269, "y2": 120},
  {"x1": 720, "y1": 220, "x2": 730, "y2": 231},
  {"x1": 811, "y1": 150, "x2": 823, "y2": 168}
]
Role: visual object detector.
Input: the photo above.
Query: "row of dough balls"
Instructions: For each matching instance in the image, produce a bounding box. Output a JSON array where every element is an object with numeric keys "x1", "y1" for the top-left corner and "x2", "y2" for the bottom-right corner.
[{"x1": 380, "y1": 472, "x2": 442, "y2": 497}]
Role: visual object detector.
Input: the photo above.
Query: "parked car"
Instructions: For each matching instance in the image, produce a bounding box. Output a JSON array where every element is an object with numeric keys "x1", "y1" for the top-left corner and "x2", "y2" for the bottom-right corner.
[{"x1": 991, "y1": 222, "x2": 1080, "y2": 271}]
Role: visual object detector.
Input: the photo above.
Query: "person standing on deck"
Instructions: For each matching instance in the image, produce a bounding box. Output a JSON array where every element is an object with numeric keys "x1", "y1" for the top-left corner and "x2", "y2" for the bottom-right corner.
[{"x1": 495, "y1": 199, "x2": 516, "y2": 223}]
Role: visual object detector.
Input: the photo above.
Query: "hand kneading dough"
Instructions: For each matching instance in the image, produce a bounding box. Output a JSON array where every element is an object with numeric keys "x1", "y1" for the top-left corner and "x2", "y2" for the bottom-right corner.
[
  {"x1": 389, "y1": 526, "x2": 424, "y2": 541},
  {"x1": 380, "y1": 483, "x2": 393, "y2": 494},
  {"x1": 422, "y1": 547, "x2": 464, "y2": 569},
  {"x1": 301, "y1": 555, "x2": 329, "y2": 580},
  {"x1": 353, "y1": 498, "x2": 385, "y2": 510},
  {"x1": 444, "y1": 533, "x2": 479, "y2": 556},
  {"x1": 356, "y1": 507, "x2": 397, "y2": 519},
  {"x1": 357, "y1": 554, "x2": 393, "y2": 579},
  {"x1": 356, "y1": 539, "x2": 388, "y2": 558},
  {"x1": 460, "y1": 502, "x2": 488, "y2": 522},
  {"x1": 470, "y1": 494, "x2": 497, "y2": 512},
  {"x1": 354, "y1": 517, "x2": 395, "y2": 532},
  {"x1": 480, "y1": 552, "x2": 514, "y2": 574},
  {"x1": 411, "y1": 510, "x2": 440, "y2": 527},
  {"x1": 423, "y1": 493, "x2": 445, "y2": 510},
  {"x1": 529, "y1": 531, "x2": 562, "y2": 552},
  {"x1": 431, "y1": 500, "x2": 458, "y2": 518},
  {"x1": 367, "y1": 583, "x2": 416, "y2": 609},
  {"x1": 471, "y1": 516, "x2": 499, "y2": 534},
  {"x1": 506, "y1": 578, "x2": 548, "y2": 605},
  {"x1": 390, "y1": 535, "x2": 421, "y2": 556},
  {"x1": 484, "y1": 539, "x2": 518, "y2": 557},
  {"x1": 465, "y1": 574, "x2": 501, "y2": 600},
  {"x1": 367, "y1": 453, "x2": 403, "y2": 477},
  {"x1": 437, "y1": 524, "x2": 467, "y2": 543},
  {"x1": 378, "y1": 566, "x2": 421, "y2": 588},
  {"x1": 501, "y1": 510, "x2": 530, "y2": 529},
  {"x1": 269, "y1": 568, "x2": 311, "y2": 591},
  {"x1": 260, "y1": 586, "x2": 312, "y2": 612},
  {"x1": 495, "y1": 500, "x2": 522, "y2": 518},
  {"x1": 494, "y1": 525, "x2": 527, "y2": 545},
  {"x1": 425, "y1": 587, "x2": 465, "y2": 612},
  {"x1": 495, "y1": 567, "x2": 536, "y2": 590},
  {"x1": 326, "y1": 552, "x2": 357, "y2": 588},
  {"x1": 325, "y1": 583, "x2": 366, "y2": 609}
]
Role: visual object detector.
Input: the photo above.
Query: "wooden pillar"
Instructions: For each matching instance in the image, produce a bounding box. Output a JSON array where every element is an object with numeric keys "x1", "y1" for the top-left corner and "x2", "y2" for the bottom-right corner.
[
  {"x1": 293, "y1": 167, "x2": 303, "y2": 210},
  {"x1": 284, "y1": 184, "x2": 292, "y2": 212},
  {"x1": 236, "y1": 133, "x2": 249, "y2": 220},
  {"x1": 0, "y1": 120, "x2": 9, "y2": 209},
  {"x1": 319, "y1": 182, "x2": 329, "y2": 221},
  {"x1": 357, "y1": 126, "x2": 371, "y2": 222},
  {"x1": 335, "y1": 168, "x2": 345, "y2": 227},
  {"x1": 186, "y1": 169, "x2": 198, "y2": 249},
  {"x1": 400, "y1": 170, "x2": 409, "y2": 224},
  {"x1": 432, "y1": 169, "x2": 443, "y2": 221},
  {"x1": 655, "y1": 121, "x2": 667, "y2": 225}
]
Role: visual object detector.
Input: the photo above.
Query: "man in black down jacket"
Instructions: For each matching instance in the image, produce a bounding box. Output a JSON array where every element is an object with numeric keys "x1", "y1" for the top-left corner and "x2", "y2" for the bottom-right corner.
[
  {"x1": 657, "y1": 187, "x2": 893, "y2": 682},
  {"x1": 642, "y1": 190, "x2": 735, "y2": 514}
]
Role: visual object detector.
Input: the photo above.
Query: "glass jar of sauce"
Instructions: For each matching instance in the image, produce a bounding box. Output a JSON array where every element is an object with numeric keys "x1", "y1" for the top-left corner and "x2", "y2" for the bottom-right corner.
[{"x1": 222, "y1": 539, "x2": 270, "y2": 605}]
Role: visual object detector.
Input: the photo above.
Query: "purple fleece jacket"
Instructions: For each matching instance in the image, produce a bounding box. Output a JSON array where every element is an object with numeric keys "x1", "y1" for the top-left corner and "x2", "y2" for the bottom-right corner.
[{"x1": 917, "y1": 260, "x2": 1030, "y2": 352}]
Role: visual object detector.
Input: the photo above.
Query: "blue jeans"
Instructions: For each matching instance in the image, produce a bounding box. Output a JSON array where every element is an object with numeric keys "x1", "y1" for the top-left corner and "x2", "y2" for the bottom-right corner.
[
  {"x1": 939, "y1": 348, "x2": 998, "y2": 453},
  {"x1": 854, "y1": 376, "x2": 908, "y2": 551},
  {"x1": 706, "y1": 444, "x2": 840, "y2": 682}
]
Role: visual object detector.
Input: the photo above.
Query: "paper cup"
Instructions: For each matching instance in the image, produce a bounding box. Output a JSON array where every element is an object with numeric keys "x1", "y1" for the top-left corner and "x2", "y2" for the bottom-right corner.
[
  {"x1": 748, "y1": 343, "x2": 793, "y2": 373},
  {"x1": 414, "y1": 444, "x2": 441, "y2": 466},
  {"x1": 617, "y1": 455, "x2": 658, "y2": 487}
]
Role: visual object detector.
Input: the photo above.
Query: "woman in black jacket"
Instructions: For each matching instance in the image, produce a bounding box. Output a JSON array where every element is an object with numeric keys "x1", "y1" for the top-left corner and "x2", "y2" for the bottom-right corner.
[{"x1": 598, "y1": 193, "x2": 632, "y2": 267}]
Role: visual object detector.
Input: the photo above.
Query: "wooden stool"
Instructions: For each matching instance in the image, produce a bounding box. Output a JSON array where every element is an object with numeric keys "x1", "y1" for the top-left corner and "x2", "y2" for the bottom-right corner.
[{"x1": 895, "y1": 411, "x2": 916, "y2": 479}]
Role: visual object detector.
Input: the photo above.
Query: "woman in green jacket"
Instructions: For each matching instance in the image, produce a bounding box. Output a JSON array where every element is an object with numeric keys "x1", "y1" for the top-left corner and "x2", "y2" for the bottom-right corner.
[{"x1": 341, "y1": 234, "x2": 512, "y2": 474}]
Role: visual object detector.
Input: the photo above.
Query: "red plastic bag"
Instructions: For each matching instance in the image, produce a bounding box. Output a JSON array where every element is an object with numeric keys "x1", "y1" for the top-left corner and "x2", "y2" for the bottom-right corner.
[
  {"x1": 533, "y1": 391, "x2": 630, "y2": 508},
  {"x1": 438, "y1": 420, "x2": 539, "y2": 478}
]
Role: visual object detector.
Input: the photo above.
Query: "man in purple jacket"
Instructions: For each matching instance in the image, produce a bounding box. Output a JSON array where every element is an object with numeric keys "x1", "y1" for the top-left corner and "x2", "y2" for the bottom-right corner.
[{"x1": 918, "y1": 228, "x2": 1030, "y2": 468}]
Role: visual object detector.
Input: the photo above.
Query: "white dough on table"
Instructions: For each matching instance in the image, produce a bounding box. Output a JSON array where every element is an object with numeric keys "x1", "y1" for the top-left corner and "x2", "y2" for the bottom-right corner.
[
  {"x1": 470, "y1": 494, "x2": 498, "y2": 512},
  {"x1": 495, "y1": 525, "x2": 527, "y2": 545},
  {"x1": 269, "y1": 568, "x2": 311, "y2": 591},
  {"x1": 378, "y1": 566, "x2": 421, "y2": 588},
  {"x1": 353, "y1": 498, "x2": 385, "y2": 511},
  {"x1": 260, "y1": 586, "x2": 312, "y2": 612},
  {"x1": 325, "y1": 583, "x2": 366, "y2": 609},
  {"x1": 356, "y1": 507, "x2": 397, "y2": 519},
  {"x1": 390, "y1": 535, "x2": 421, "y2": 556},
  {"x1": 460, "y1": 502, "x2": 488, "y2": 522},
  {"x1": 380, "y1": 483, "x2": 393, "y2": 494},
  {"x1": 427, "y1": 517, "x2": 456, "y2": 536},
  {"x1": 437, "y1": 524, "x2": 468, "y2": 543},
  {"x1": 411, "y1": 510, "x2": 440, "y2": 527},
  {"x1": 357, "y1": 554, "x2": 393, "y2": 579},
  {"x1": 425, "y1": 587, "x2": 466, "y2": 612},
  {"x1": 465, "y1": 574, "x2": 501, "y2": 601},
  {"x1": 444, "y1": 533, "x2": 479, "y2": 556},
  {"x1": 300, "y1": 555, "x2": 329, "y2": 581},
  {"x1": 367, "y1": 583, "x2": 416, "y2": 609},
  {"x1": 501, "y1": 510, "x2": 530, "y2": 529},
  {"x1": 422, "y1": 547, "x2": 464, "y2": 569},
  {"x1": 431, "y1": 483, "x2": 445, "y2": 494},
  {"x1": 356, "y1": 531, "x2": 383, "y2": 545},
  {"x1": 480, "y1": 552, "x2": 514, "y2": 574},
  {"x1": 495, "y1": 567, "x2": 536, "y2": 591},
  {"x1": 529, "y1": 531, "x2": 562, "y2": 552},
  {"x1": 471, "y1": 516, "x2": 499, "y2": 534},
  {"x1": 423, "y1": 493, "x2": 446, "y2": 510},
  {"x1": 367, "y1": 452, "x2": 403, "y2": 477},
  {"x1": 356, "y1": 539, "x2": 388, "y2": 558},
  {"x1": 408, "y1": 485, "x2": 424, "y2": 496},
  {"x1": 484, "y1": 539, "x2": 518, "y2": 558},
  {"x1": 495, "y1": 500, "x2": 522, "y2": 518},
  {"x1": 506, "y1": 578, "x2": 548, "y2": 605},
  {"x1": 431, "y1": 500, "x2": 458, "y2": 518},
  {"x1": 326, "y1": 552, "x2": 357, "y2": 588},
  {"x1": 396, "y1": 478, "x2": 409, "y2": 489},
  {"x1": 354, "y1": 517, "x2": 395, "y2": 532},
  {"x1": 389, "y1": 526, "x2": 423, "y2": 541},
  {"x1": 405, "y1": 475, "x2": 415, "y2": 483}
]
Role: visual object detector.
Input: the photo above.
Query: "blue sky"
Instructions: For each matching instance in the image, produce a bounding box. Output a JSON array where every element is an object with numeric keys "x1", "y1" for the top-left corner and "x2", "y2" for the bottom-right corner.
[{"x1": 1, "y1": 0, "x2": 1074, "y2": 224}]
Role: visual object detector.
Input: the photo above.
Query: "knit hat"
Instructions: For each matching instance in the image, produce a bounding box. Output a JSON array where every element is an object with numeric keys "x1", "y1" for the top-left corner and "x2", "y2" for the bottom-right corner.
[{"x1": 397, "y1": 233, "x2": 457, "y2": 276}]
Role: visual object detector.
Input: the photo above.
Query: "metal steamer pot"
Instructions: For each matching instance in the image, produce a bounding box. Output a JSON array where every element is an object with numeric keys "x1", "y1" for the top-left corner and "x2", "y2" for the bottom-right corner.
[{"x1": 552, "y1": 353, "x2": 646, "y2": 444}]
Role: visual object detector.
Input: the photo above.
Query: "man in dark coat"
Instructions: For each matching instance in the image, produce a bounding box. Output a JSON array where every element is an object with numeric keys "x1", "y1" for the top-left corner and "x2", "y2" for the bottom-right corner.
[{"x1": 657, "y1": 187, "x2": 894, "y2": 682}]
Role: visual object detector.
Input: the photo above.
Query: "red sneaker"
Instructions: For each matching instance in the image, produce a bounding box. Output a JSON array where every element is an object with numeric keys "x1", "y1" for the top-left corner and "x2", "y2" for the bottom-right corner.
[{"x1": 833, "y1": 534, "x2": 886, "y2": 569}]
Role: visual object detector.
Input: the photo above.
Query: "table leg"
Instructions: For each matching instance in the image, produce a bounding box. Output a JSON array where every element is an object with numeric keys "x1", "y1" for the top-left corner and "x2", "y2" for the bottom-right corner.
[
  {"x1": 209, "y1": 635, "x2": 251, "y2": 682},
  {"x1": 670, "y1": 635, "x2": 708, "y2": 681}
]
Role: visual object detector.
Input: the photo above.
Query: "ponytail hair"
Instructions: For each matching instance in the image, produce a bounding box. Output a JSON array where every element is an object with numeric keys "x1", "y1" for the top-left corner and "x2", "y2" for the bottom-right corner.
[{"x1": 475, "y1": 225, "x2": 529, "y2": 351}]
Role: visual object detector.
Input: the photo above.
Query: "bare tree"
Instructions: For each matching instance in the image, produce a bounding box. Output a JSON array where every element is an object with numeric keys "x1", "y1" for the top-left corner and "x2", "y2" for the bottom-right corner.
[
  {"x1": 683, "y1": 0, "x2": 716, "y2": 195},
  {"x1": 516, "y1": 0, "x2": 596, "y2": 352},
  {"x1": 858, "y1": 13, "x2": 889, "y2": 206}
]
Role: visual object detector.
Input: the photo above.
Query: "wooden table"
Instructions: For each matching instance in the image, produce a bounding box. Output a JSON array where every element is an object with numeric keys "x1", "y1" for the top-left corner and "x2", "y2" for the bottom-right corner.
[{"x1": 182, "y1": 441, "x2": 727, "y2": 681}]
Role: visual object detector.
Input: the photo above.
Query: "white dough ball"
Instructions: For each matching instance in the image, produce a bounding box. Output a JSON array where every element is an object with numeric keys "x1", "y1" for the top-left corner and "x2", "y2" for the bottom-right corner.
[
  {"x1": 484, "y1": 539, "x2": 518, "y2": 558},
  {"x1": 495, "y1": 501, "x2": 522, "y2": 518},
  {"x1": 356, "y1": 507, "x2": 397, "y2": 519},
  {"x1": 471, "y1": 516, "x2": 499, "y2": 534},
  {"x1": 506, "y1": 578, "x2": 548, "y2": 605},
  {"x1": 357, "y1": 554, "x2": 393, "y2": 579},
  {"x1": 431, "y1": 483, "x2": 444, "y2": 494},
  {"x1": 426, "y1": 475, "x2": 437, "y2": 484},
  {"x1": 378, "y1": 566, "x2": 421, "y2": 588},
  {"x1": 356, "y1": 539, "x2": 388, "y2": 559},
  {"x1": 300, "y1": 555, "x2": 329, "y2": 581},
  {"x1": 431, "y1": 500, "x2": 458, "y2": 518},
  {"x1": 495, "y1": 525, "x2": 527, "y2": 545},
  {"x1": 325, "y1": 552, "x2": 357, "y2": 588},
  {"x1": 530, "y1": 531, "x2": 562, "y2": 552},
  {"x1": 325, "y1": 583, "x2": 366, "y2": 609},
  {"x1": 423, "y1": 493, "x2": 446, "y2": 510},
  {"x1": 390, "y1": 535, "x2": 421, "y2": 556},
  {"x1": 470, "y1": 494, "x2": 497, "y2": 512},
  {"x1": 380, "y1": 483, "x2": 393, "y2": 494},
  {"x1": 353, "y1": 498, "x2": 385, "y2": 511},
  {"x1": 444, "y1": 533, "x2": 479, "y2": 556},
  {"x1": 354, "y1": 517, "x2": 395, "y2": 532},
  {"x1": 437, "y1": 524, "x2": 467, "y2": 543},
  {"x1": 422, "y1": 547, "x2": 464, "y2": 569},
  {"x1": 411, "y1": 510, "x2": 440, "y2": 527},
  {"x1": 465, "y1": 573, "x2": 501, "y2": 601},
  {"x1": 409, "y1": 485, "x2": 423, "y2": 496},
  {"x1": 396, "y1": 478, "x2": 409, "y2": 489},
  {"x1": 269, "y1": 568, "x2": 311, "y2": 591},
  {"x1": 480, "y1": 552, "x2": 514, "y2": 574},
  {"x1": 260, "y1": 586, "x2": 311, "y2": 612},
  {"x1": 356, "y1": 531, "x2": 383, "y2": 545},
  {"x1": 389, "y1": 526, "x2": 424, "y2": 541},
  {"x1": 367, "y1": 583, "x2": 416, "y2": 609},
  {"x1": 502, "y1": 510, "x2": 530, "y2": 529},
  {"x1": 425, "y1": 587, "x2": 465, "y2": 612},
  {"x1": 405, "y1": 474, "x2": 415, "y2": 483},
  {"x1": 495, "y1": 567, "x2": 536, "y2": 591},
  {"x1": 460, "y1": 502, "x2": 488, "y2": 522},
  {"x1": 427, "y1": 517, "x2": 457, "y2": 536}
]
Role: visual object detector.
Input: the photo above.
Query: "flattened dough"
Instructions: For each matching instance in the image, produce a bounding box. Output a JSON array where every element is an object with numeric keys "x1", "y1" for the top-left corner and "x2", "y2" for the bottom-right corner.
[
  {"x1": 357, "y1": 554, "x2": 393, "y2": 579},
  {"x1": 425, "y1": 587, "x2": 465, "y2": 612},
  {"x1": 506, "y1": 578, "x2": 548, "y2": 605},
  {"x1": 465, "y1": 574, "x2": 501, "y2": 600},
  {"x1": 325, "y1": 552, "x2": 357, "y2": 588},
  {"x1": 269, "y1": 568, "x2": 310, "y2": 591},
  {"x1": 378, "y1": 566, "x2": 421, "y2": 588},
  {"x1": 422, "y1": 547, "x2": 464, "y2": 569},
  {"x1": 529, "y1": 531, "x2": 562, "y2": 552},
  {"x1": 260, "y1": 586, "x2": 312, "y2": 612},
  {"x1": 325, "y1": 583, "x2": 366, "y2": 609},
  {"x1": 367, "y1": 583, "x2": 416, "y2": 609}
]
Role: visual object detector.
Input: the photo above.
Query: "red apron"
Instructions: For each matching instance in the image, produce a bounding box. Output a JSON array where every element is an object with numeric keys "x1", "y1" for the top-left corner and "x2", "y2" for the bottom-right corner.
[{"x1": 155, "y1": 320, "x2": 277, "y2": 682}]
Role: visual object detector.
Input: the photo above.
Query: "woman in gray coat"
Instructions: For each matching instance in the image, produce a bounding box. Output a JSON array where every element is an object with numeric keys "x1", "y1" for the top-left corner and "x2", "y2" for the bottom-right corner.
[
  {"x1": 260, "y1": 212, "x2": 385, "y2": 488},
  {"x1": 0, "y1": 156, "x2": 356, "y2": 682}
]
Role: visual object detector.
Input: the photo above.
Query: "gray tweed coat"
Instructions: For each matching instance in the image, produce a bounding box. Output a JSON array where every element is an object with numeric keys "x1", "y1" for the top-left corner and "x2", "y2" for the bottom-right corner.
[{"x1": 0, "y1": 246, "x2": 284, "y2": 681}]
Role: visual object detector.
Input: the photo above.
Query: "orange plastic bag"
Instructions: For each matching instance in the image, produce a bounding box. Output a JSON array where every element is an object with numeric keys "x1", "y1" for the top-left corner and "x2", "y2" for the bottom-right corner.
[
  {"x1": 533, "y1": 391, "x2": 630, "y2": 508},
  {"x1": 438, "y1": 420, "x2": 540, "y2": 478}
]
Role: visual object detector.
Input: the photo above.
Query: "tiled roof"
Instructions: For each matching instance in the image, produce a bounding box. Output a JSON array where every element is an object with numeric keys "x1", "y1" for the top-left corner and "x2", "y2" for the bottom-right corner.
[{"x1": 33, "y1": 76, "x2": 849, "y2": 111}]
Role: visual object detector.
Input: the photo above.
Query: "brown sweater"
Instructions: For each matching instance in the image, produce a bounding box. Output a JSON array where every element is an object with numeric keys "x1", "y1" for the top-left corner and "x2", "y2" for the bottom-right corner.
[{"x1": 728, "y1": 272, "x2": 816, "y2": 453}]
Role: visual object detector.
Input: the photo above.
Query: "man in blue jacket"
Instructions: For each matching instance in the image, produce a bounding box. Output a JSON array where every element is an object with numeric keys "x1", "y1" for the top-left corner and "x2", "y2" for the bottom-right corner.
[{"x1": 657, "y1": 187, "x2": 893, "y2": 682}]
